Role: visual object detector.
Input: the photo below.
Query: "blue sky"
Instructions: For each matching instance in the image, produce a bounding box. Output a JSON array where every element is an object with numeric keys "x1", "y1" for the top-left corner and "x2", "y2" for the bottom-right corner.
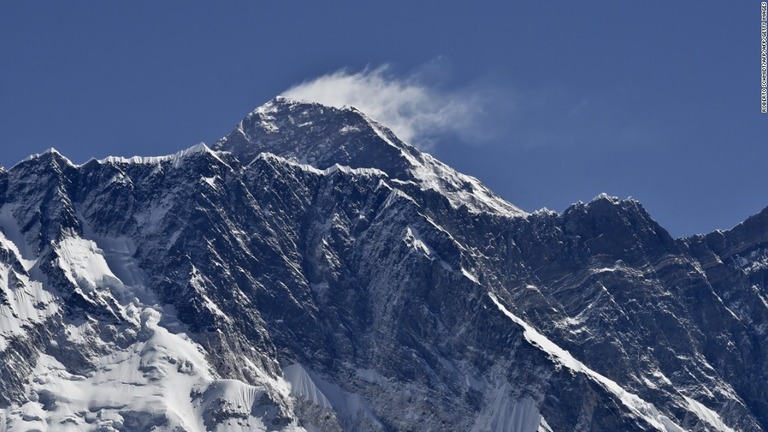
[{"x1": 1, "y1": 1, "x2": 766, "y2": 236}]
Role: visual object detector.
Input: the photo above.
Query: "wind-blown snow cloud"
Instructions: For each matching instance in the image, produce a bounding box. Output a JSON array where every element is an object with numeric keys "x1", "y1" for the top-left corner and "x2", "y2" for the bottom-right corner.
[{"x1": 283, "y1": 65, "x2": 495, "y2": 150}]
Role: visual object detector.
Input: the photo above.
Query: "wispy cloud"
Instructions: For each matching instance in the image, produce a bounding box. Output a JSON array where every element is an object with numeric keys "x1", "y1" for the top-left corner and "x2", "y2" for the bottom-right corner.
[
  {"x1": 282, "y1": 65, "x2": 649, "y2": 154},
  {"x1": 282, "y1": 65, "x2": 499, "y2": 150}
]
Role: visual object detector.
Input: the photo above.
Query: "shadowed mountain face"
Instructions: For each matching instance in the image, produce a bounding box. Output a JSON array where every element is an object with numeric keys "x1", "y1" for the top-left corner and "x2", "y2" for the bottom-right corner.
[{"x1": 0, "y1": 97, "x2": 765, "y2": 431}]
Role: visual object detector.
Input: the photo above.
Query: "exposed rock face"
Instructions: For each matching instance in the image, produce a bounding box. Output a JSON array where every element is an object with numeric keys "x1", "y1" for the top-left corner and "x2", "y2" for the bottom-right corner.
[{"x1": 0, "y1": 98, "x2": 765, "y2": 431}]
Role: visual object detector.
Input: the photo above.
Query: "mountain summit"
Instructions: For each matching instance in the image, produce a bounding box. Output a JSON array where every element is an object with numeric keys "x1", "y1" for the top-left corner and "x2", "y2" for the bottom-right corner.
[
  {"x1": 215, "y1": 97, "x2": 526, "y2": 216},
  {"x1": 0, "y1": 98, "x2": 766, "y2": 431}
]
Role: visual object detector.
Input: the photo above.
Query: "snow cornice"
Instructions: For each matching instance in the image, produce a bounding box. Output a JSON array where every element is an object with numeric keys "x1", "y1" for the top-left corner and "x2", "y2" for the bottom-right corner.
[{"x1": 95, "y1": 143, "x2": 222, "y2": 168}]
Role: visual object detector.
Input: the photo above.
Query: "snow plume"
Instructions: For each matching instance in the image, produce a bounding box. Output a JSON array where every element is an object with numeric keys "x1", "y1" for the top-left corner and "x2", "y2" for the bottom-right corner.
[{"x1": 283, "y1": 65, "x2": 493, "y2": 150}]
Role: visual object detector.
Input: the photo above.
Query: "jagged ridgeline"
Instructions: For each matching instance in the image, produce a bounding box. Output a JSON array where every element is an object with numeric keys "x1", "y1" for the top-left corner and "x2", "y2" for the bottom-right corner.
[{"x1": 0, "y1": 97, "x2": 766, "y2": 431}]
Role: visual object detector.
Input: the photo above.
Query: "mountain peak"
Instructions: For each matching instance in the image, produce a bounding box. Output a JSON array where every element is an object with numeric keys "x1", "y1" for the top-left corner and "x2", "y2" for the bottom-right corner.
[
  {"x1": 215, "y1": 97, "x2": 413, "y2": 173},
  {"x1": 590, "y1": 192, "x2": 621, "y2": 205},
  {"x1": 215, "y1": 98, "x2": 526, "y2": 217},
  {"x1": 14, "y1": 147, "x2": 75, "y2": 169}
]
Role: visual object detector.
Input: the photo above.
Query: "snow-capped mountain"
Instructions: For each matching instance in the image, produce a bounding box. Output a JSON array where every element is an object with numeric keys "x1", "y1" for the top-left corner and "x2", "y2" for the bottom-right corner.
[{"x1": 0, "y1": 97, "x2": 766, "y2": 431}]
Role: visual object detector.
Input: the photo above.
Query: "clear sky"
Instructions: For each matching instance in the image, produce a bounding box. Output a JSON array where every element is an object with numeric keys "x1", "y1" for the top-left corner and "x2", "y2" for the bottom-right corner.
[{"x1": 1, "y1": 1, "x2": 766, "y2": 237}]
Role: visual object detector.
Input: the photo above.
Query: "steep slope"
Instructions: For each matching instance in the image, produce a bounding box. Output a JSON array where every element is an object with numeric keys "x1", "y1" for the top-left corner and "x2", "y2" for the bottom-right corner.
[
  {"x1": 0, "y1": 149, "x2": 302, "y2": 431},
  {"x1": 492, "y1": 196, "x2": 765, "y2": 431},
  {"x1": 214, "y1": 97, "x2": 525, "y2": 217},
  {"x1": 0, "y1": 97, "x2": 765, "y2": 431}
]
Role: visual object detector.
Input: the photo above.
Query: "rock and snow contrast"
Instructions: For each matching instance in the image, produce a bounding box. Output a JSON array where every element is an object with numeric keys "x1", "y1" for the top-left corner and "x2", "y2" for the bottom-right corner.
[{"x1": 0, "y1": 97, "x2": 766, "y2": 431}]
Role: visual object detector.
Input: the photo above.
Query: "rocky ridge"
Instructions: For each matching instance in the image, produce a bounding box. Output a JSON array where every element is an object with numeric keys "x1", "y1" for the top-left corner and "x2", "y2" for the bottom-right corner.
[{"x1": 0, "y1": 97, "x2": 765, "y2": 431}]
